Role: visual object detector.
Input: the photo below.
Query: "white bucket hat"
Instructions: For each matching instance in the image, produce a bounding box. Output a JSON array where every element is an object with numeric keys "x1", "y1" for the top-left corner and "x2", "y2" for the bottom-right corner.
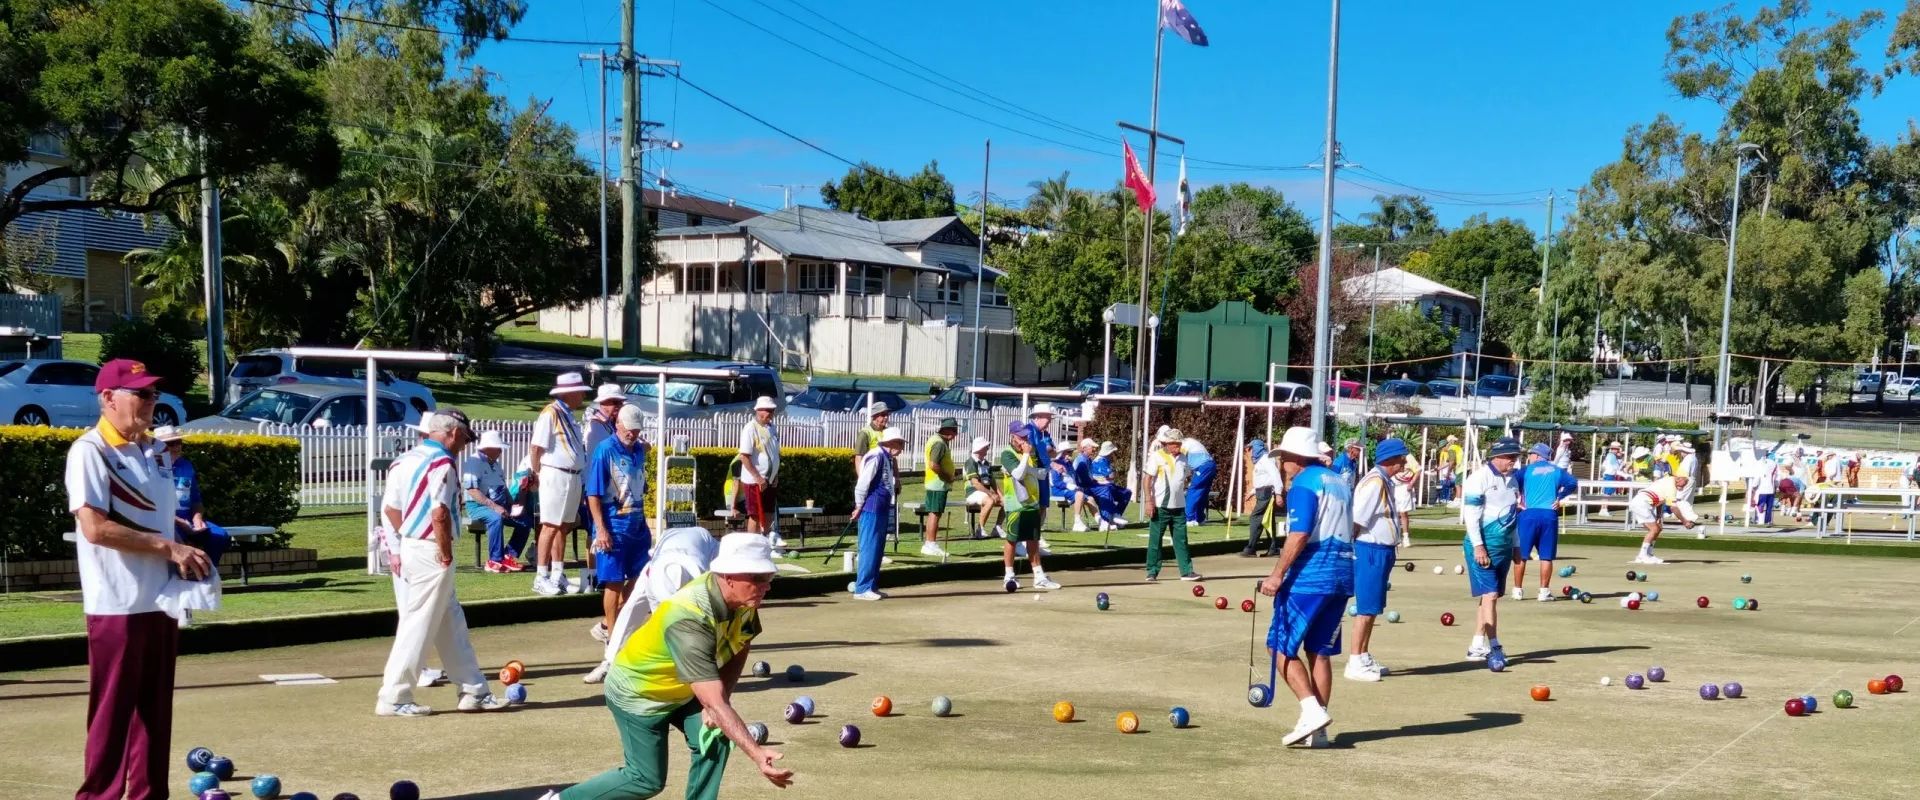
[
  {"x1": 1098, "y1": 441, "x2": 1119, "y2": 457},
  {"x1": 1156, "y1": 427, "x2": 1184, "y2": 444},
  {"x1": 709, "y1": 534, "x2": 777, "y2": 575},
  {"x1": 550, "y1": 372, "x2": 590, "y2": 397},
  {"x1": 594, "y1": 383, "x2": 625, "y2": 404},
  {"x1": 152, "y1": 425, "x2": 186, "y2": 443},
  {"x1": 1029, "y1": 403, "x2": 1054, "y2": 418},
  {"x1": 970, "y1": 436, "x2": 991, "y2": 454},
  {"x1": 476, "y1": 430, "x2": 506, "y2": 452},
  {"x1": 866, "y1": 401, "x2": 891, "y2": 417},
  {"x1": 754, "y1": 396, "x2": 778, "y2": 411},
  {"x1": 879, "y1": 426, "x2": 906, "y2": 444},
  {"x1": 1276, "y1": 426, "x2": 1320, "y2": 459}
]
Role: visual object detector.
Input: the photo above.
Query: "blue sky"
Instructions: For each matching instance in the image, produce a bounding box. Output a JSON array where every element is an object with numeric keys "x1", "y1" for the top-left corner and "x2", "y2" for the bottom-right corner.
[{"x1": 467, "y1": 0, "x2": 1920, "y2": 232}]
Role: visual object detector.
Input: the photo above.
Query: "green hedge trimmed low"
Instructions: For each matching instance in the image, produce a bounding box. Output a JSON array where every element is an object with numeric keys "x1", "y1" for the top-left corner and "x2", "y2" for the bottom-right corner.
[
  {"x1": 0, "y1": 426, "x2": 301, "y2": 559},
  {"x1": 651, "y1": 446, "x2": 856, "y2": 517}
]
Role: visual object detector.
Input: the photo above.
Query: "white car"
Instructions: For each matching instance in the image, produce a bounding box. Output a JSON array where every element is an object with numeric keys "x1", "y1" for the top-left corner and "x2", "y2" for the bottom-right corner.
[
  {"x1": 1886, "y1": 377, "x2": 1919, "y2": 400},
  {"x1": 0, "y1": 359, "x2": 189, "y2": 427},
  {"x1": 226, "y1": 349, "x2": 438, "y2": 413}
]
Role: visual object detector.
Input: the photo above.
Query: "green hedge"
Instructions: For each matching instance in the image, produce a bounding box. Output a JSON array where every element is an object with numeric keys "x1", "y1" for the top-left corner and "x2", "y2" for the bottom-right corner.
[
  {"x1": 650, "y1": 446, "x2": 856, "y2": 518},
  {"x1": 0, "y1": 426, "x2": 301, "y2": 559}
]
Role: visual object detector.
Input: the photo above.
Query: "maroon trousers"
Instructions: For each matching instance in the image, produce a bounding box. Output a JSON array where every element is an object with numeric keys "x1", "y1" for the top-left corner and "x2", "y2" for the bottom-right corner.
[{"x1": 77, "y1": 611, "x2": 178, "y2": 800}]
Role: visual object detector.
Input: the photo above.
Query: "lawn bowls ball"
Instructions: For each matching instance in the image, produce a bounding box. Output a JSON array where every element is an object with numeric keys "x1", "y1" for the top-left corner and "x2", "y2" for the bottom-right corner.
[
  {"x1": 1052, "y1": 701, "x2": 1076, "y2": 722},
  {"x1": 505, "y1": 683, "x2": 528, "y2": 704},
  {"x1": 209, "y1": 757, "x2": 235, "y2": 781},
  {"x1": 1699, "y1": 684, "x2": 1720, "y2": 700},
  {"x1": 1454, "y1": 564, "x2": 1464, "y2": 575},
  {"x1": 1004, "y1": 577, "x2": 1017, "y2": 593},
  {"x1": 871, "y1": 696, "x2": 893, "y2": 716},
  {"x1": 1433, "y1": 565, "x2": 1443, "y2": 574},
  {"x1": 1722, "y1": 682, "x2": 1743, "y2": 699},
  {"x1": 1734, "y1": 597, "x2": 1748, "y2": 610},
  {"x1": 1600, "y1": 676, "x2": 1613, "y2": 687},
  {"x1": 1887, "y1": 674, "x2": 1905, "y2": 692},
  {"x1": 189, "y1": 773, "x2": 220, "y2": 796},
  {"x1": 752, "y1": 661, "x2": 771, "y2": 678},
  {"x1": 1649, "y1": 667, "x2": 1667, "y2": 682},
  {"x1": 331, "y1": 795, "x2": 361, "y2": 800},
  {"x1": 1746, "y1": 598, "x2": 1759, "y2": 611},
  {"x1": 1578, "y1": 592, "x2": 1593, "y2": 604},
  {"x1": 1404, "y1": 561, "x2": 1415, "y2": 572},
  {"x1": 796, "y1": 695, "x2": 816, "y2": 715},
  {"x1": 1530, "y1": 685, "x2": 1552, "y2": 701},
  {"x1": 1241, "y1": 599, "x2": 1256, "y2": 612},
  {"x1": 1626, "y1": 673, "x2": 1645, "y2": 690},
  {"x1": 1095, "y1": 592, "x2": 1110, "y2": 611},
  {"x1": 1627, "y1": 599, "x2": 1642, "y2": 610},
  {"x1": 1192, "y1": 584, "x2": 1206, "y2": 597},
  {"x1": 1561, "y1": 585, "x2": 1575, "y2": 597},
  {"x1": 1626, "y1": 570, "x2": 1638, "y2": 581},
  {"x1": 932, "y1": 696, "x2": 954, "y2": 717},
  {"x1": 1741, "y1": 574, "x2": 1752, "y2": 584},
  {"x1": 1487, "y1": 653, "x2": 1508, "y2": 672},
  {"x1": 1696, "y1": 596, "x2": 1710, "y2": 608},
  {"x1": 290, "y1": 794, "x2": 318, "y2": 800},
  {"x1": 1646, "y1": 590, "x2": 1661, "y2": 601},
  {"x1": 1168, "y1": 707, "x2": 1191, "y2": 728},
  {"x1": 389, "y1": 781, "x2": 420, "y2": 800},
  {"x1": 785, "y1": 664, "x2": 806, "y2": 682},
  {"x1": 187, "y1": 748, "x2": 215, "y2": 773},
  {"x1": 1247, "y1": 684, "x2": 1274, "y2": 707},
  {"x1": 1637, "y1": 572, "x2": 1649, "y2": 582},
  {"x1": 1116, "y1": 711, "x2": 1141, "y2": 733},
  {"x1": 1440, "y1": 612, "x2": 1455, "y2": 626},
  {"x1": 838, "y1": 725, "x2": 861, "y2": 747},
  {"x1": 1784, "y1": 697, "x2": 1807, "y2": 717},
  {"x1": 1833, "y1": 689, "x2": 1855, "y2": 708},
  {"x1": 250, "y1": 775, "x2": 281, "y2": 799},
  {"x1": 746, "y1": 722, "x2": 769, "y2": 745},
  {"x1": 1869, "y1": 678, "x2": 1889, "y2": 695},
  {"x1": 202, "y1": 790, "x2": 232, "y2": 800},
  {"x1": 783, "y1": 703, "x2": 807, "y2": 724},
  {"x1": 1799, "y1": 694, "x2": 1818, "y2": 713},
  {"x1": 1214, "y1": 596, "x2": 1229, "y2": 610},
  {"x1": 1386, "y1": 610, "x2": 1402, "y2": 623}
]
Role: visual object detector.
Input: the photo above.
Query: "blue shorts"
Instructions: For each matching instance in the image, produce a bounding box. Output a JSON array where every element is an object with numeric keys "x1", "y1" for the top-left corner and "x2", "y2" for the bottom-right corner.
[
  {"x1": 1515, "y1": 509, "x2": 1559, "y2": 561},
  {"x1": 1463, "y1": 540, "x2": 1512, "y2": 598},
  {"x1": 1352, "y1": 541, "x2": 1397, "y2": 616},
  {"x1": 1266, "y1": 592, "x2": 1347, "y2": 657},
  {"x1": 594, "y1": 516, "x2": 651, "y2": 584}
]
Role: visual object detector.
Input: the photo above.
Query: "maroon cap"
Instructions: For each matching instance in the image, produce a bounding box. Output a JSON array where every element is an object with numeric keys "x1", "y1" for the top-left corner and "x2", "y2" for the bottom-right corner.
[{"x1": 95, "y1": 359, "x2": 163, "y2": 393}]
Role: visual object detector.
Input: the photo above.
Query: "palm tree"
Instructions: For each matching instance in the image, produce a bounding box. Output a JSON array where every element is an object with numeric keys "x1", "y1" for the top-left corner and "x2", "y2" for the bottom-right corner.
[{"x1": 1025, "y1": 171, "x2": 1073, "y2": 229}]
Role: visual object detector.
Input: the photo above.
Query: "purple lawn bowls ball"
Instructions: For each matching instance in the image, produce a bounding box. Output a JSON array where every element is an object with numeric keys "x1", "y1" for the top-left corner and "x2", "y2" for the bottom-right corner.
[
  {"x1": 1648, "y1": 666, "x2": 1667, "y2": 683},
  {"x1": 838, "y1": 724, "x2": 862, "y2": 747},
  {"x1": 201, "y1": 791, "x2": 232, "y2": 800},
  {"x1": 1625, "y1": 673, "x2": 1646, "y2": 690},
  {"x1": 1723, "y1": 682, "x2": 1744, "y2": 699},
  {"x1": 783, "y1": 703, "x2": 806, "y2": 724},
  {"x1": 1699, "y1": 683, "x2": 1720, "y2": 700}
]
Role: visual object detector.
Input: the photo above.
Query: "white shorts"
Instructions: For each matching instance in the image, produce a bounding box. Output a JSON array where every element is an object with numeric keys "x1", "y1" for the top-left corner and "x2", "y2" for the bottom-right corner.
[
  {"x1": 1628, "y1": 495, "x2": 1659, "y2": 525},
  {"x1": 539, "y1": 466, "x2": 584, "y2": 526},
  {"x1": 967, "y1": 490, "x2": 990, "y2": 508}
]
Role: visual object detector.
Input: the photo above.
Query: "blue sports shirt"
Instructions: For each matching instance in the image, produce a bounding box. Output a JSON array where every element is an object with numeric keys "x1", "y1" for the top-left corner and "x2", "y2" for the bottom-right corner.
[{"x1": 1282, "y1": 464, "x2": 1356, "y2": 595}]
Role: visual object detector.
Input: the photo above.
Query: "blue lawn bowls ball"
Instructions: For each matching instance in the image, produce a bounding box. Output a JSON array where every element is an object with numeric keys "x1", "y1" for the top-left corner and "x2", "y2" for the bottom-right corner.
[
  {"x1": 189, "y1": 773, "x2": 220, "y2": 796},
  {"x1": 187, "y1": 747, "x2": 215, "y2": 773},
  {"x1": 1741, "y1": 573, "x2": 1752, "y2": 584},
  {"x1": 1625, "y1": 673, "x2": 1645, "y2": 690},
  {"x1": 1386, "y1": 610, "x2": 1402, "y2": 623},
  {"x1": 1247, "y1": 683, "x2": 1273, "y2": 707},
  {"x1": 1649, "y1": 666, "x2": 1667, "y2": 682},
  {"x1": 1095, "y1": 592, "x2": 1110, "y2": 611},
  {"x1": 250, "y1": 775, "x2": 281, "y2": 799},
  {"x1": 1734, "y1": 596, "x2": 1748, "y2": 610},
  {"x1": 1646, "y1": 590, "x2": 1661, "y2": 602},
  {"x1": 746, "y1": 722, "x2": 769, "y2": 745},
  {"x1": 931, "y1": 695, "x2": 954, "y2": 717},
  {"x1": 389, "y1": 780, "x2": 420, "y2": 800},
  {"x1": 1699, "y1": 683, "x2": 1720, "y2": 700},
  {"x1": 209, "y1": 757, "x2": 236, "y2": 781},
  {"x1": 1168, "y1": 706, "x2": 1191, "y2": 728},
  {"x1": 1800, "y1": 694, "x2": 1818, "y2": 713},
  {"x1": 202, "y1": 790, "x2": 232, "y2": 800},
  {"x1": 1004, "y1": 577, "x2": 1018, "y2": 593},
  {"x1": 1723, "y1": 682, "x2": 1744, "y2": 699},
  {"x1": 506, "y1": 682, "x2": 528, "y2": 704},
  {"x1": 1487, "y1": 654, "x2": 1508, "y2": 672},
  {"x1": 796, "y1": 695, "x2": 816, "y2": 715},
  {"x1": 785, "y1": 664, "x2": 805, "y2": 682},
  {"x1": 290, "y1": 793, "x2": 319, "y2": 800},
  {"x1": 751, "y1": 660, "x2": 771, "y2": 678},
  {"x1": 783, "y1": 703, "x2": 806, "y2": 724}
]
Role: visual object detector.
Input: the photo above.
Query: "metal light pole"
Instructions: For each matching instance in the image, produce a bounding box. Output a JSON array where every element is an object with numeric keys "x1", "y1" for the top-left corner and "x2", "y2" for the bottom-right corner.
[
  {"x1": 1714, "y1": 143, "x2": 1763, "y2": 451},
  {"x1": 581, "y1": 50, "x2": 612, "y2": 358},
  {"x1": 973, "y1": 139, "x2": 988, "y2": 382},
  {"x1": 1309, "y1": 0, "x2": 1344, "y2": 441},
  {"x1": 1360, "y1": 246, "x2": 1381, "y2": 442}
]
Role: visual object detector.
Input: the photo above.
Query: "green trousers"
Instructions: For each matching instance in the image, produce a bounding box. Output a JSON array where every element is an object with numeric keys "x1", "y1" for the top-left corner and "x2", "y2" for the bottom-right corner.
[
  {"x1": 1147, "y1": 507, "x2": 1193, "y2": 578},
  {"x1": 560, "y1": 696, "x2": 731, "y2": 800}
]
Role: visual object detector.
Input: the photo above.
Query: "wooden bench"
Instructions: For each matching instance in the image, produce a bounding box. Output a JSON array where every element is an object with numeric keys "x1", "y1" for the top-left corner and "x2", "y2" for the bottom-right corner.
[{"x1": 65, "y1": 525, "x2": 279, "y2": 585}]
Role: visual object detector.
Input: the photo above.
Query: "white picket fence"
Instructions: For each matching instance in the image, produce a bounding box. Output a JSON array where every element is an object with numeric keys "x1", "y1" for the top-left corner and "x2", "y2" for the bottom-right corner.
[{"x1": 279, "y1": 408, "x2": 1036, "y2": 506}]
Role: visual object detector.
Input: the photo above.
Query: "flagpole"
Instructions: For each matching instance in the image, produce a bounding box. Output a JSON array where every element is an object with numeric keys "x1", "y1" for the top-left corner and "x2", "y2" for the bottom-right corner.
[
  {"x1": 1309, "y1": 0, "x2": 1343, "y2": 442},
  {"x1": 1134, "y1": 4, "x2": 1164, "y2": 502}
]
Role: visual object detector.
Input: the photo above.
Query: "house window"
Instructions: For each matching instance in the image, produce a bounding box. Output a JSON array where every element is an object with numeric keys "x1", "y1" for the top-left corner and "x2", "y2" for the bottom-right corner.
[
  {"x1": 688, "y1": 213, "x2": 704, "y2": 227},
  {"x1": 749, "y1": 263, "x2": 767, "y2": 292},
  {"x1": 979, "y1": 279, "x2": 1008, "y2": 308},
  {"x1": 860, "y1": 266, "x2": 884, "y2": 295},
  {"x1": 938, "y1": 277, "x2": 961, "y2": 304},
  {"x1": 795, "y1": 262, "x2": 835, "y2": 292},
  {"x1": 689, "y1": 268, "x2": 715, "y2": 293}
]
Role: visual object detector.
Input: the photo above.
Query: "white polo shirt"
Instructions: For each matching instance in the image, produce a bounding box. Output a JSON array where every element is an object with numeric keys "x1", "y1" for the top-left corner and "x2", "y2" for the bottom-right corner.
[
  {"x1": 737, "y1": 419, "x2": 780, "y2": 485},
  {"x1": 1251, "y1": 454, "x2": 1282, "y2": 491},
  {"x1": 1350, "y1": 468, "x2": 1404, "y2": 546},
  {"x1": 530, "y1": 401, "x2": 586, "y2": 471},
  {"x1": 65, "y1": 420, "x2": 177, "y2": 616},
  {"x1": 1148, "y1": 448, "x2": 1191, "y2": 509}
]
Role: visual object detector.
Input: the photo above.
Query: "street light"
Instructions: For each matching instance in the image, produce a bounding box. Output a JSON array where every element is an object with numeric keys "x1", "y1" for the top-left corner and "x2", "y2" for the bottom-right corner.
[{"x1": 1714, "y1": 142, "x2": 1765, "y2": 452}]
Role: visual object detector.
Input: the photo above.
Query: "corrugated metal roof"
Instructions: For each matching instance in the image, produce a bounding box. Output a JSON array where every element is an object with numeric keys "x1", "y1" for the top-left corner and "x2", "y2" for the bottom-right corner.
[
  {"x1": 1342, "y1": 267, "x2": 1478, "y2": 305},
  {"x1": 875, "y1": 217, "x2": 958, "y2": 244},
  {"x1": 651, "y1": 206, "x2": 984, "y2": 273},
  {"x1": 3, "y1": 207, "x2": 173, "y2": 279}
]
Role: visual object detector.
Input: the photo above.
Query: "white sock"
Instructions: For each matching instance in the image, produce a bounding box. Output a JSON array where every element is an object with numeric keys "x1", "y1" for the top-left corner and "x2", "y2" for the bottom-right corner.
[
  {"x1": 537, "y1": 565, "x2": 549, "y2": 579},
  {"x1": 1471, "y1": 634, "x2": 1488, "y2": 650},
  {"x1": 1298, "y1": 697, "x2": 1323, "y2": 714},
  {"x1": 1004, "y1": 568, "x2": 1016, "y2": 580},
  {"x1": 1033, "y1": 568, "x2": 1048, "y2": 582}
]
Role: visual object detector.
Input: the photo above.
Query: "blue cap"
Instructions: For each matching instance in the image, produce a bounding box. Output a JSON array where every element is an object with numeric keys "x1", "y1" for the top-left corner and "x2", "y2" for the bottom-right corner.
[
  {"x1": 1374, "y1": 437, "x2": 1409, "y2": 462},
  {"x1": 1530, "y1": 443, "x2": 1553, "y2": 460},
  {"x1": 1488, "y1": 436, "x2": 1523, "y2": 458},
  {"x1": 1247, "y1": 438, "x2": 1267, "y2": 460}
]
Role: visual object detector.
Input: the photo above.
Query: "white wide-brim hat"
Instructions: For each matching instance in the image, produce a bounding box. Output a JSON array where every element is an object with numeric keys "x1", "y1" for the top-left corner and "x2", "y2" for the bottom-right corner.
[
  {"x1": 1277, "y1": 426, "x2": 1320, "y2": 459},
  {"x1": 476, "y1": 430, "x2": 506, "y2": 451},
  {"x1": 879, "y1": 426, "x2": 906, "y2": 444},
  {"x1": 1098, "y1": 441, "x2": 1119, "y2": 457},
  {"x1": 594, "y1": 384, "x2": 625, "y2": 404},
  {"x1": 710, "y1": 534, "x2": 778, "y2": 575},
  {"x1": 754, "y1": 396, "x2": 778, "y2": 411},
  {"x1": 152, "y1": 425, "x2": 186, "y2": 442},
  {"x1": 550, "y1": 372, "x2": 590, "y2": 397}
]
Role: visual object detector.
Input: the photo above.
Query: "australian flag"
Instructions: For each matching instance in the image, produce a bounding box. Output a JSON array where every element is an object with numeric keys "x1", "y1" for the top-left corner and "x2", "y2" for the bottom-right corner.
[{"x1": 1160, "y1": 0, "x2": 1209, "y2": 47}]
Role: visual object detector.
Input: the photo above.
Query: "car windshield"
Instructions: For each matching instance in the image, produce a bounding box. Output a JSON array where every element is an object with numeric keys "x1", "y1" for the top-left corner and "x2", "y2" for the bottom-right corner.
[
  {"x1": 625, "y1": 381, "x2": 703, "y2": 405},
  {"x1": 0, "y1": 361, "x2": 20, "y2": 379},
  {"x1": 221, "y1": 389, "x2": 318, "y2": 425},
  {"x1": 230, "y1": 356, "x2": 282, "y2": 378},
  {"x1": 790, "y1": 388, "x2": 857, "y2": 411}
]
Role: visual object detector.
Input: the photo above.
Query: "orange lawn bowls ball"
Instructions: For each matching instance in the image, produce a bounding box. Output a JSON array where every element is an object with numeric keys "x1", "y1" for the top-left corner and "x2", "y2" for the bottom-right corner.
[
  {"x1": 871, "y1": 696, "x2": 893, "y2": 716},
  {"x1": 1116, "y1": 711, "x2": 1140, "y2": 733},
  {"x1": 1530, "y1": 684, "x2": 1552, "y2": 702},
  {"x1": 1052, "y1": 701, "x2": 1076, "y2": 723},
  {"x1": 499, "y1": 665, "x2": 522, "y2": 685},
  {"x1": 505, "y1": 660, "x2": 526, "y2": 673},
  {"x1": 1868, "y1": 678, "x2": 1889, "y2": 695}
]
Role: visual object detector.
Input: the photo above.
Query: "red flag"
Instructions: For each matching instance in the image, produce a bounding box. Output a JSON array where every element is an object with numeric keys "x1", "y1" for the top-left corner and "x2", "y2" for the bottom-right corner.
[{"x1": 1123, "y1": 139, "x2": 1155, "y2": 216}]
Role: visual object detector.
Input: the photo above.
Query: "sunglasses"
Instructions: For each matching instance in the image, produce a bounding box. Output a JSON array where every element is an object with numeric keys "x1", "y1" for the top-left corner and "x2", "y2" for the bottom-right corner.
[
  {"x1": 729, "y1": 573, "x2": 775, "y2": 586},
  {"x1": 115, "y1": 388, "x2": 160, "y2": 401}
]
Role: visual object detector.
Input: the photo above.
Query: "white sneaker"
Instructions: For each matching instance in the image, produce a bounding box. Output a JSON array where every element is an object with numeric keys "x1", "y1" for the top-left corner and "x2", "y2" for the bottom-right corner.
[
  {"x1": 1072, "y1": 521, "x2": 1089, "y2": 533},
  {"x1": 1597, "y1": 509, "x2": 1613, "y2": 517},
  {"x1": 919, "y1": 542, "x2": 948, "y2": 558},
  {"x1": 852, "y1": 590, "x2": 885, "y2": 601},
  {"x1": 1180, "y1": 573, "x2": 1205, "y2": 582},
  {"x1": 583, "y1": 661, "x2": 609, "y2": 684},
  {"x1": 1283, "y1": 706, "x2": 1333, "y2": 746},
  {"x1": 1511, "y1": 587, "x2": 1524, "y2": 601},
  {"x1": 458, "y1": 693, "x2": 511, "y2": 712},
  {"x1": 554, "y1": 574, "x2": 576, "y2": 595},
  {"x1": 1633, "y1": 553, "x2": 1666, "y2": 565},
  {"x1": 1033, "y1": 576, "x2": 1061, "y2": 590},
  {"x1": 376, "y1": 702, "x2": 432, "y2": 718},
  {"x1": 1309, "y1": 729, "x2": 1331, "y2": 748},
  {"x1": 1538, "y1": 588, "x2": 1554, "y2": 602},
  {"x1": 415, "y1": 668, "x2": 444, "y2": 688},
  {"x1": 770, "y1": 533, "x2": 788, "y2": 549},
  {"x1": 1466, "y1": 642, "x2": 1490, "y2": 661},
  {"x1": 1344, "y1": 655, "x2": 1383, "y2": 682},
  {"x1": 589, "y1": 621, "x2": 609, "y2": 644},
  {"x1": 532, "y1": 578, "x2": 561, "y2": 597}
]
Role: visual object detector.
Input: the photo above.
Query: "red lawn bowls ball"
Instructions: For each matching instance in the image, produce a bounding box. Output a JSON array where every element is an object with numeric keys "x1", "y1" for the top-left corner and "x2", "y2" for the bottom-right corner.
[
  {"x1": 1696, "y1": 595, "x2": 1711, "y2": 608},
  {"x1": 1440, "y1": 612, "x2": 1455, "y2": 626},
  {"x1": 1784, "y1": 697, "x2": 1807, "y2": 717},
  {"x1": 1627, "y1": 599, "x2": 1642, "y2": 610},
  {"x1": 1561, "y1": 585, "x2": 1574, "y2": 597},
  {"x1": 1214, "y1": 596, "x2": 1229, "y2": 610},
  {"x1": 1530, "y1": 685, "x2": 1551, "y2": 701},
  {"x1": 1192, "y1": 584, "x2": 1207, "y2": 597},
  {"x1": 1887, "y1": 674, "x2": 1905, "y2": 692},
  {"x1": 1240, "y1": 599, "x2": 1256, "y2": 612}
]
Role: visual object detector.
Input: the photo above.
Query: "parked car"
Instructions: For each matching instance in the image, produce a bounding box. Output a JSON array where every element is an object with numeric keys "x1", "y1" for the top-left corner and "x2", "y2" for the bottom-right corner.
[
  {"x1": 0, "y1": 359, "x2": 189, "y2": 427},
  {"x1": 1375, "y1": 379, "x2": 1433, "y2": 399},
  {"x1": 1887, "y1": 376, "x2": 1920, "y2": 399},
  {"x1": 618, "y1": 360, "x2": 785, "y2": 418},
  {"x1": 782, "y1": 386, "x2": 911, "y2": 420},
  {"x1": 1426, "y1": 378, "x2": 1468, "y2": 397},
  {"x1": 1072, "y1": 375, "x2": 1135, "y2": 395},
  {"x1": 913, "y1": 379, "x2": 1025, "y2": 413},
  {"x1": 182, "y1": 383, "x2": 419, "y2": 433},
  {"x1": 1328, "y1": 379, "x2": 1365, "y2": 399},
  {"x1": 227, "y1": 349, "x2": 438, "y2": 413},
  {"x1": 1267, "y1": 381, "x2": 1313, "y2": 404},
  {"x1": 1855, "y1": 371, "x2": 1886, "y2": 394},
  {"x1": 1474, "y1": 374, "x2": 1521, "y2": 397}
]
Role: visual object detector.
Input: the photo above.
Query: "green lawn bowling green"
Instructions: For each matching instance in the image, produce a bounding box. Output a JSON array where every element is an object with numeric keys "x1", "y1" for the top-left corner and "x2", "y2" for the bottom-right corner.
[{"x1": 2, "y1": 544, "x2": 1916, "y2": 800}]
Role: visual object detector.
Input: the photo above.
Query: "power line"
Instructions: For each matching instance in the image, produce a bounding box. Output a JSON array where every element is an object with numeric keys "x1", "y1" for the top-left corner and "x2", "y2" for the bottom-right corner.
[{"x1": 237, "y1": 0, "x2": 620, "y2": 47}]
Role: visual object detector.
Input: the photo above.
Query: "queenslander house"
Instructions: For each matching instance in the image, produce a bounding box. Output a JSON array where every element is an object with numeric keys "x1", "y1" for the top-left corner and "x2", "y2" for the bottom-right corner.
[{"x1": 539, "y1": 204, "x2": 1095, "y2": 383}]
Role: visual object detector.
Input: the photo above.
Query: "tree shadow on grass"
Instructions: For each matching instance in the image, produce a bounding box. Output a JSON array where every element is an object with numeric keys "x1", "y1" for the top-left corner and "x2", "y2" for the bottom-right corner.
[{"x1": 1330, "y1": 711, "x2": 1523, "y2": 748}]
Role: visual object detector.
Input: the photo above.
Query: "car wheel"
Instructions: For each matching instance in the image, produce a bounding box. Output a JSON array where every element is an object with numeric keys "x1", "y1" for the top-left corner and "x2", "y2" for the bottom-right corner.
[
  {"x1": 13, "y1": 406, "x2": 50, "y2": 426},
  {"x1": 153, "y1": 406, "x2": 180, "y2": 427}
]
